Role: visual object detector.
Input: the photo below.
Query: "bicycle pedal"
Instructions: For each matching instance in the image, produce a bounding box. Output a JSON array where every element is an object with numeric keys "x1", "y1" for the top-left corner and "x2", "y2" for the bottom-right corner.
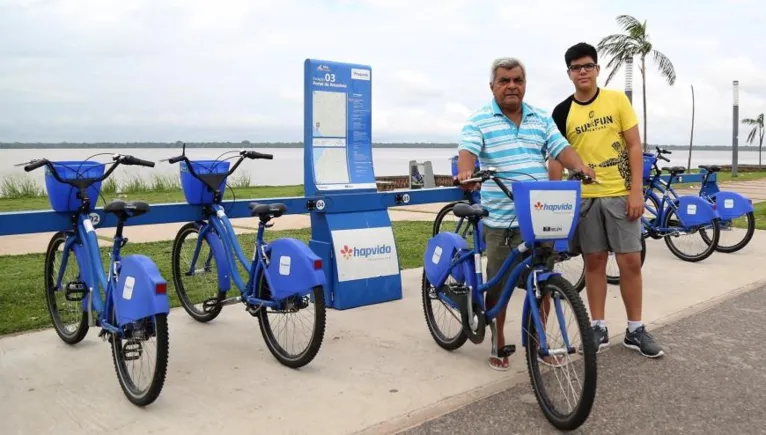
[
  {"x1": 122, "y1": 339, "x2": 143, "y2": 361},
  {"x1": 497, "y1": 345, "x2": 516, "y2": 358},
  {"x1": 65, "y1": 281, "x2": 87, "y2": 301},
  {"x1": 202, "y1": 297, "x2": 221, "y2": 313}
]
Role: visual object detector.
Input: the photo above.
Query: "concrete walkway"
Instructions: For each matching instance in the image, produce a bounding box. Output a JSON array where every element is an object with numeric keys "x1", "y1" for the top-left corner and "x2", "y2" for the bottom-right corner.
[
  {"x1": 2, "y1": 231, "x2": 766, "y2": 435},
  {"x1": 2, "y1": 177, "x2": 765, "y2": 257}
]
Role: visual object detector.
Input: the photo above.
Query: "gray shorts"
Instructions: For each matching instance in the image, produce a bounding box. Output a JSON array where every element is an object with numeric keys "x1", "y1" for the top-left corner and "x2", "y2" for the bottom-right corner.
[
  {"x1": 483, "y1": 226, "x2": 555, "y2": 299},
  {"x1": 570, "y1": 196, "x2": 642, "y2": 255}
]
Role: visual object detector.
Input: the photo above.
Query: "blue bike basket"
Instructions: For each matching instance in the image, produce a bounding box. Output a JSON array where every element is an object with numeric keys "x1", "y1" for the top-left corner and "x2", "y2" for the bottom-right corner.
[
  {"x1": 512, "y1": 180, "x2": 581, "y2": 244},
  {"x1": 180, "y1": 160, "x2": 230, "y2": 205},
  {"x1": 642, "y1": 153, "x2": 656, "y2": 181},
  {"x1": 45, "y1": 161, "x2": 106, "y2": 213},
  {"x1": 450, "y1": 155, "x2": 481, "y2": 177}
]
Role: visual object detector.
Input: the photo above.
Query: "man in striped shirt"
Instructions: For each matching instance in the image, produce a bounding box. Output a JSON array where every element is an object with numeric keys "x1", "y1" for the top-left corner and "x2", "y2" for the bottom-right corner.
[{"x1": 456, "y1": 57, "x2": 594, "y2": 371}]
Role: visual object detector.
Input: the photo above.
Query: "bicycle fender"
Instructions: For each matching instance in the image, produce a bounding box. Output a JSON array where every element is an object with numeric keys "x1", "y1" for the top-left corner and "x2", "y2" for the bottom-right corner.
[
  {"x1": 113, "y1": 255, "x2": 169, "y2": 326},
  {"x1": 711, "y1": 191, "x2": 754, "y2": 219},
  {"x1": 71, "y1": 241, "x2": 95, "y2": 312},
  {"x1": 424, "y1": 232, "x2": 470, "y2": 286},
  {"x1": 264, "y1": 238, "x2": 326, "y2": 300},
  {"x1": 674, "y1": 195, "x2": 720, "y2": 227},
  {"x1": 198, "y1": 224, "x2": 231, "y2": 292}
]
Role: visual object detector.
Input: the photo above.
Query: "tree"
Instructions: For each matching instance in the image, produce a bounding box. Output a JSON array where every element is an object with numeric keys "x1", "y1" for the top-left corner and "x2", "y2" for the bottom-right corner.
[
  {"x1": 743, "y1": 113, "x2": 764, "y2": 168},
  {"x1": 598, "y1": 15, "x2": 677, "y2": 152}
]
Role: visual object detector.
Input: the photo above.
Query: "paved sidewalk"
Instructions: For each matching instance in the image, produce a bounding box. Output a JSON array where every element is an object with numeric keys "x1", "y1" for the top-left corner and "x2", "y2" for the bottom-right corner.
[
  {"x1": 400, "y1": 284, "x2": 766, "y2": 435},
  {"x1": 2, "y1": 232, "x2": 766, "y2": 435}
]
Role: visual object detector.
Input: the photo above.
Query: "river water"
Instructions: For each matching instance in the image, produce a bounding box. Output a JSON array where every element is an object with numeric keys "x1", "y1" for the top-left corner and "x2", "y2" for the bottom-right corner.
[{"x1": 0, "y1": 147, "x2": 761, "y2": 192}]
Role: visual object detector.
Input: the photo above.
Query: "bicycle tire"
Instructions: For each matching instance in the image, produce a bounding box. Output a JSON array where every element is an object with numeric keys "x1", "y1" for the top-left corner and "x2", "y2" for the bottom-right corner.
[
  {"x1": 111, "y1": 313, "x2": 169, "y2": 407},
  {"x1": 662, "y1": 204, "x2": 721, "y2": 262},
  {"x1": 432, "y1": 201, "x2": 463, "y2": 236},
  {"x1": 524, "y1": 275, "x2": 597, "y2": 431},
  {"x1": 171, "y1": 222, "x2": 223, "y2": 323},
  {"x1": 711, "y1": 211, "x2": 756, "y2": 254},
  {"x1": 255, "y1": 268, "x2": 327, "y2": 369},
  {"x1": 44, "y1": 231, "x2": 89, "y2": 345},
  {"x1": 421, "y1": 270, "x2": 468, "y2": 350}
]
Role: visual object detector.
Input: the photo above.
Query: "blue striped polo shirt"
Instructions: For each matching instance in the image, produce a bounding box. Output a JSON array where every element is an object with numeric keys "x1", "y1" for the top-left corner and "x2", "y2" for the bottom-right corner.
[{"x1": 457, "y1": 99, "x2": 570, "y2": 229}]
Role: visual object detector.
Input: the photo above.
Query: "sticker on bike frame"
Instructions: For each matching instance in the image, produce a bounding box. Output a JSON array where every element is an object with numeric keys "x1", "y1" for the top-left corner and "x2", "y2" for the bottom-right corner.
[
  {"x1": 687, "y1": 204, "x2": 697, "y2": 215},
  {"x1": 724, "y1": 199, "x2": 734, "y2": 209},
  {"x1": 122, "y1": 276, "x2": 135, "y2": 300},
  {"x1": 83, "y1": 219, "x2": 95, "y2": 233},
  {"x1": 279, "y1": 255, "x2": 291, "y2": 276},
  {"x1": 432, "y1": 246, "x2": 443, "y2": 264},
  {"x1": 216, "y1": 209, "x2": 226, "y2": 218}
]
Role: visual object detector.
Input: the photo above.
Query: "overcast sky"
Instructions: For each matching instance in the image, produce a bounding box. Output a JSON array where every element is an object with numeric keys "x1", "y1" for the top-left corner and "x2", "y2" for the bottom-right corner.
[{"x1": 1, "y1": 0, "x2": 764, "y2": 145}]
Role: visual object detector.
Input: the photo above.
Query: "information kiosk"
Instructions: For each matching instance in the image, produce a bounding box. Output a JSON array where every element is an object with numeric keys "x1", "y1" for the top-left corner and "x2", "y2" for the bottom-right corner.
[{"x1": 303, "y1": 59, "x2": 403, "y2": 309}]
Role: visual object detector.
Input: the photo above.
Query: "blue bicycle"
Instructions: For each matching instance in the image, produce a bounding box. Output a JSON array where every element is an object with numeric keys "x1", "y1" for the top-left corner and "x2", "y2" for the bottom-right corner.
[
  {"x1": 21, "y1": 154, "x2": 170, "y2": 407},
  {"x1": 166, "y1": 146, "x2": 327, "y2": 368},
  {"x1": 422, "y1": 168, "x2": 597, "y2": 431},
  {"x1": 644, "y1": 148, "x2": 755, "y2": 254},
  {"x1": 642, "y1": 148, "x2": 721, "y2": 262}
]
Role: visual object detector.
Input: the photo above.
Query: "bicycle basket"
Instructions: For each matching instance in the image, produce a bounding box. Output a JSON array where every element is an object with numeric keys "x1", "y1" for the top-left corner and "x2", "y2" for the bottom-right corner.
[
  {"x1": 512, "y1": 180, "x2": 581, "y2": 243},
  {"x1": 45, "y1": 161, "x2": 106, "y2": 213},
  {"x1": 642, "y1": 153, "x2": 656, "y2": 182},
  {"x1": 180, "y1": 160, "x2": 230, "y2": 205}
]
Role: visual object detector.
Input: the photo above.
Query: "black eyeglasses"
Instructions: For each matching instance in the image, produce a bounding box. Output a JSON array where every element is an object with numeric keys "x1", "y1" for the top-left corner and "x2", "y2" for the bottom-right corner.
[{"x1": 568, "y1": 63, "x2": 597, "y2": 72}]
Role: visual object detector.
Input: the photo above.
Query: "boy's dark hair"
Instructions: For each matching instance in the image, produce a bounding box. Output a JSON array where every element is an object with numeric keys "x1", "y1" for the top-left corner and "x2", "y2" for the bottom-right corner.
[{"x1": 565, "y1": 42, "x2": 598, "y2": 66}]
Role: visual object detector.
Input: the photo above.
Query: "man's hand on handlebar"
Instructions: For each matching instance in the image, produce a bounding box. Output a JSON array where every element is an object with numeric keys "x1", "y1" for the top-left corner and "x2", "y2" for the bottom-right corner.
[{"x1": 456, "y1": 170, "x2": 479, "y2": 191}]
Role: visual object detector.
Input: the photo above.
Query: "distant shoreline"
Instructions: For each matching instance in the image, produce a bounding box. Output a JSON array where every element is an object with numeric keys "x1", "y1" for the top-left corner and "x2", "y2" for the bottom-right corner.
[{"x1": 0, "y1": 142, "x2": 757, "y2": 152}]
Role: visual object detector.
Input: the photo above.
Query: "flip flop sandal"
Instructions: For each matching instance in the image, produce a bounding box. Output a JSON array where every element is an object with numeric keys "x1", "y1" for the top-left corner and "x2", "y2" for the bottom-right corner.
[{"x1": 488, "y1": 354, "x2": 509, "y2": 371}]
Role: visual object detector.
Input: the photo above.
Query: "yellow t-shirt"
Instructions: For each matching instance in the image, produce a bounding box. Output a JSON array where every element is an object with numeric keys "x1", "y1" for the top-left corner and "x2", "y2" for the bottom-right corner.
[{"x1": 551, "y1": 88, "x2": 639, "y2": 198}]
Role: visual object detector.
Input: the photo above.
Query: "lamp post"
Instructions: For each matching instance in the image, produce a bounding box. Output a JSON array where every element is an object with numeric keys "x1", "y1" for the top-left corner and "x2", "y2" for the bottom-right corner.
[
  {"x1": 625, "y1": 57, "x2": 633, "y2": 104},
  {"x1": 732, "y1": 80, "x2": 739, "y2": 177}
]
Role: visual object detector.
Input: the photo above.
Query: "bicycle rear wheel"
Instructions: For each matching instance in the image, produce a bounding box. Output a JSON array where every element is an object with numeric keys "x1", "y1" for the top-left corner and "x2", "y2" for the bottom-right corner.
[
  {"x1": 111, "y1": 313, "x2": 169, "y2": 407},
  {"x1": 254, "y1": 268, "x2": 327, "y2": 368},
  {"x1": 705, "y1": 211, "x2": 755, "y2": 254},
  {"x1": 524, "y1": 275, "x2": 597, "y2": 431},
  {"x1": 44, "y1": 231, "x2": 89, "y2": 345},
  {"x1": 662, "y1": 205, "x2": 720, "y2": 262}
]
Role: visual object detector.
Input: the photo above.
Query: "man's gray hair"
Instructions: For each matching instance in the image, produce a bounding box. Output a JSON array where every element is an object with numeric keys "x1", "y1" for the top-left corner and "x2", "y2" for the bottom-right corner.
[{"x1": 490, "y1": 57, "x2": 526, "y2": 83}]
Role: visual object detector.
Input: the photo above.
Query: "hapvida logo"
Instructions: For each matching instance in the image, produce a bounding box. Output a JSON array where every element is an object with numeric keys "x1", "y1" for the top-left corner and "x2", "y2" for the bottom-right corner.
[
  {"x1": 535, "y1": 202, "x2": 574, "y2": 212},
  {"x1": 339, "y1": 244, "x2": 393, "y2": 259}
]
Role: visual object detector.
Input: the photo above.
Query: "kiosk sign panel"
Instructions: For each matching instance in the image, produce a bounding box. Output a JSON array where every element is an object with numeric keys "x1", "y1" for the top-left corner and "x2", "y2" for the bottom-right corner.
[
  {"x1": 303, "y1": 58, "x2": 403, "y2": 310},
  {"x1": 304, "y1": 59, "x2": 377, "y2": 196}
]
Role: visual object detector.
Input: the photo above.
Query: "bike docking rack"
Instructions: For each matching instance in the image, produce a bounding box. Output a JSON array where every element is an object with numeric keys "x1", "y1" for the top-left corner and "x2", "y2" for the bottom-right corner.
[{"x1": 0, "y1": 59, "x2": 729, "y2": 313}]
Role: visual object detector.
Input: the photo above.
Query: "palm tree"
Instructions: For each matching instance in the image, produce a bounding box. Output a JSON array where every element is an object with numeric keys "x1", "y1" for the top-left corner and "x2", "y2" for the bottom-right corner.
[
  {"x1": 743, "y1": 113, "x2": 764, "y2": 168},
  {"x1": 598, "y1": 15, "x2": 677, "y2": 152}
]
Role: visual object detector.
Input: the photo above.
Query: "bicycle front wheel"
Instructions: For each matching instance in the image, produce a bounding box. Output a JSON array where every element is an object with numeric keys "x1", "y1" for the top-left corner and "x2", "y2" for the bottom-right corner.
[
  {"x1": 172, "y1": 222, "x2": 223, "y2": 322},
  {"x1": 255, "y1": 269, "x2": 327, "y2": 368},
  {"x1": 111, "y1": 313, "x2": 169, "y2": 407},
  {"x1": 524, "y1": 275, "x2": 597, "y2": 431},
  {"x1": 44, "y1": 231, "x2": 89, "y2": 345}
]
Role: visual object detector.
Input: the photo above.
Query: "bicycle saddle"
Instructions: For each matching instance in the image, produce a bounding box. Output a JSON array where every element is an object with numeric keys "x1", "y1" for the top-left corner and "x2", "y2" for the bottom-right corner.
[
  {"x1": 698, "y1": 164, "x2": 721, "y2": 173},
  {"x1": 662, "y1": 166, "x2": 686, "y2": 174},
  {"x1": 453, "y1": 203, "x2": 488, "y2": 218},
  {"x1": 103, "y1": 200, "x2": 150, "y2": 219},
  {"x1": 249, "y1": 202, "x2": 287, "y2": 218}
]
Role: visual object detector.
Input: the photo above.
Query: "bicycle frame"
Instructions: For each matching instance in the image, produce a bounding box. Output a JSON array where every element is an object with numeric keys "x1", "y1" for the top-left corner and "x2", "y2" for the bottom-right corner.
[
  {"x1": 188, "y1": 204, "x2": 279, "y2": 308},
  {"x1": 55, "y1": 213, "x2": 120, "y2": 332}
]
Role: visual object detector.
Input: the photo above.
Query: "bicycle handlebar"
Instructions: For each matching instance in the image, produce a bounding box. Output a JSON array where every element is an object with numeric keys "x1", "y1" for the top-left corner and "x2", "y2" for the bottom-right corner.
[
  {"x1": 21, "y1": 154, "x2": 155, "y2": 188},
  {"x1": 165, "y1": 148, "x2": 273, "y2": 188},
  {"x1": 453, "y1": 168, "x2": 596, "y2": 201}
]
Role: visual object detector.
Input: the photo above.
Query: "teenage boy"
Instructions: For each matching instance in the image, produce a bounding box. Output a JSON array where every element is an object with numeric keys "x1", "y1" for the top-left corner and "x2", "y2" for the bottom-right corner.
[{"x1": 548, "y1": 42, "x2": 664, "y2": 358}]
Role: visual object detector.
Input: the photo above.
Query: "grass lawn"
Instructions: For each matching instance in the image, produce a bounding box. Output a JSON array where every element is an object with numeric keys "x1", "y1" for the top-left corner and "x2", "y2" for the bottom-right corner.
[
  {"x1": 751, "y1": 201, "x2": 766, "y2": 230},
  {"x1": 0, "y1": 220, "x2": 434, "y2": 336},
  {"x1": 0, "y1": 184, "x2": 305, "y2": 213}
]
